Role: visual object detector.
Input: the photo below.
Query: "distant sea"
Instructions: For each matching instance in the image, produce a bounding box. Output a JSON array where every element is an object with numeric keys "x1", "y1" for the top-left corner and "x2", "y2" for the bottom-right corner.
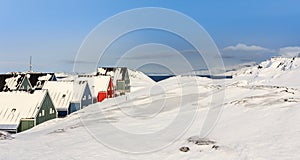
[{"x1": 148, "y1": 75, "x2": 232, "y2": 82}]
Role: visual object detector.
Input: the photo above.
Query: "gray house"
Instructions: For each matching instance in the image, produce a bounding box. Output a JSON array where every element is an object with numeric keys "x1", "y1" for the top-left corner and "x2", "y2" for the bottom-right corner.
[
  {"x1": 43, "y1": 81, "x2": 92, "y2": 117},
  {"x1": 97, "y1": 67, "x2": 130, "y2": 95}
]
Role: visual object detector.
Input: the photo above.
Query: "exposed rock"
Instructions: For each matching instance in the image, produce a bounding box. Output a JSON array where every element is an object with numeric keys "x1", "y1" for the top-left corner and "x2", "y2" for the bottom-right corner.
[
  {"x1": 187, "y1": 136, "x2": 216, "y2": 145},
  {"x1": 179, "y1": 146, "x2": 190, "y2": 152},
  {"x1": 212, "y1": 145, "x2": 220, "y2": 150}
]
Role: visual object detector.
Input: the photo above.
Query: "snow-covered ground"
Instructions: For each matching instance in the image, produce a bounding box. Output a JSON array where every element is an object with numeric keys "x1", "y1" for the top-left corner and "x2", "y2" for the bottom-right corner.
[{"x1": 0, "y1": 57, "x2": 299, "y2": 160}]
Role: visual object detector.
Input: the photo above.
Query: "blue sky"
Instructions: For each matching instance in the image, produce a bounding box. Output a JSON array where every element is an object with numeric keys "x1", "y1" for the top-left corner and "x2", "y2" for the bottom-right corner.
[{"x1": 0, "y1": 0, "x2": 300, "y2": 73}]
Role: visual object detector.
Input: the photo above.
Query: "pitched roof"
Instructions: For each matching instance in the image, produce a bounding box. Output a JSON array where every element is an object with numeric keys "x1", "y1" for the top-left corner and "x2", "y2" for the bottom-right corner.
[
  {"x1": 43, "y1": 81, "x2": 88, "y2": 111},
  {"x1": 97, "y1": 67, "x2": 129, "y2": 85},
  {"x1": 0, "y1": 90, "x2": 47, "y2": 130},
  {"x1": 0, "y1": 74, "x2": 25, "y2": 91},
  {"x1": 0, "y1": 72, "x2": 56, "y2": 91},
  {"x1": 26, "y1": 72, "x2": 56, "y2": 89},
  {"x1": 75, "y1": 76, "x2": 111, "y2": 98}
]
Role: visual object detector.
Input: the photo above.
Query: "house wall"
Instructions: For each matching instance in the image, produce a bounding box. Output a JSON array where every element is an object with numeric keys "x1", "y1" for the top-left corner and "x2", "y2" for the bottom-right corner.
[
  {"x1": 98, "y1": 92, "x2": 107, "y2": 102},
  {"x1": 36, "y1": 92, "x2": 57, "y2": 125},
  {"x1": 19, "y1": 77, "x2": 32, "y2": 91},
  {"x1": 58, "y1": 110, "x2": 68, "y2": 117},
  {"x1": 69, "y1": 103, "x2": 80, "y2": 114},
  {"x1": 18, "y1": 119, "x2": 34, "y2": 132},
  {"x1": 113, "y1": 68, "x2": 130, "y2": 93},
  {"x1": 107, "y1": 78, "x2": 114, "y2": 98},
  {"x1": 124, "y1": 69, "x2": 130, "y2": 92},
  {"x1": 81, "y1": 84, "x2": 93, "y2": 109},
  {"x1": 116, "y1": 80, "x2": 125, "y2": 91},
  {"x1": 125, "y1": 79, "x2": 130, "y2": 92}
]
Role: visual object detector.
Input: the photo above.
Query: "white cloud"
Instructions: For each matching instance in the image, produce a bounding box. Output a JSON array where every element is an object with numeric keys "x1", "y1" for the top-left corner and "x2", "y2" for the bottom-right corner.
[
  {"x1": 279, "y1": 46, "x2": 300, "y2": 57},
  {"x1": 223, "y1": 43, "x2": 272, "y2": 52}
]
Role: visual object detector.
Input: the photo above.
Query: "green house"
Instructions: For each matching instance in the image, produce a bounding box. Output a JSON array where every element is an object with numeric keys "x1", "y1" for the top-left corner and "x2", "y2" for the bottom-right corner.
[
  {"x1": 0, "y1": 90, "x2": 57, "y2": 133},
  {"x1": 19, "y1": 76, "x2": 33, "y2": 91}
]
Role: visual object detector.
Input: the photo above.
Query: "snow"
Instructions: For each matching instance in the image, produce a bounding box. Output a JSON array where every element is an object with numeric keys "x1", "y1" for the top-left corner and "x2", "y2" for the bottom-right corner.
[
  {"x1": 233, "y1": 57, "x2": 300, "y2": 88},
  {"x1": 43, "y1": 81, "x2": 88, "y2": 111},
  {"x1": 37, "y1": 74, "x2": 52, "y2": 81},
  {"x1": 74, "y1": 76, "x2": 111, "y2": 99},
  {"x1": 43, "y1": 81, "x2": 74, "y2": 111},
  {"x1": 0, "y1": 57, "x2": 300, "y2": 159},
  {"x1": 128, "y1": 69, "x2": 155, "y2": 92},
  {"x1": 4, "y1": 75, "x2": 21, "y2": 90},
  {"x1": 97, "y1": 68, "x2": 107, "y2": 75},
  {"x1": 0, "y1": 90, "x2": 47, "y2": 130}
]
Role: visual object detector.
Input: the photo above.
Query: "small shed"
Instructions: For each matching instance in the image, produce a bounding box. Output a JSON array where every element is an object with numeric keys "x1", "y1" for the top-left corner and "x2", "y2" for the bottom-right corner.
[
  {"x1": 97, "y1": 67, "x2": 130, "y2": 95},
  {"x1": 43, "y1": 81, "x2": 92, "y2": 117},
  {"x1": 0, "y1": 90, "x2": 57, "y2": 133}
]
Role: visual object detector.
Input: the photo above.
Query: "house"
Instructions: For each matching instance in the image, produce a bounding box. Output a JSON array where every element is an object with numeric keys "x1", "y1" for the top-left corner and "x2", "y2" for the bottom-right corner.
[
  {"x1": 76, "y1": 75, "x2": 114, "y2": 102},
  {"x1": 0, "y1": 73, "x2": 32, "y2": 91},
  {"x1": 94, "y1": 76, "x2": 114, "y2": 102},
  {"x1": 0, "y1": 90, "x2": 57, "y2": 133},
  {"x1": 26, "y1": 72, "x2": 57, "y2": 89},
  {"x1": 43, "y1": 81, "x2": 92, "y2": 117},
  {"x1": 0, "y1": 72, "x2": 56, "y2": 92},
  {"x1": 97, "y1": 67, "x2": 130, "y2": 95}
]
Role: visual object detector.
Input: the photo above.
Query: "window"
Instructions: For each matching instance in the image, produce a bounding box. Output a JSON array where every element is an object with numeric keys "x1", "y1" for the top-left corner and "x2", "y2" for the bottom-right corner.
[
  {"x1": 83, "y1": 95, "x2": 86, "y2": 100},
  {"x1": 49, "y1": 108, "x2": 52, "y2": 114},
  {"x1": 42, "y1": 110, "x2": 45, "y2": 116},
  {"x1": 39, "y1": 113, "x2": 41, "y2": 117},
  {"x1": 88, "y1": 95, "x2": 91, "y2": 99}
]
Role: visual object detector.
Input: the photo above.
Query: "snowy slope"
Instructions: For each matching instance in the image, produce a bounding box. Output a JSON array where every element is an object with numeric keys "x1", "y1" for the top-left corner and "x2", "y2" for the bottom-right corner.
[
  {"x1": 233, "y1": 57, "x2": 300, "y2": 88},
  {"x1": 0, "y1": 60, "x2": 299, "y2": 160},
  {"x1": 128, "y1": 69, "x2": 156, "y2": 92}
]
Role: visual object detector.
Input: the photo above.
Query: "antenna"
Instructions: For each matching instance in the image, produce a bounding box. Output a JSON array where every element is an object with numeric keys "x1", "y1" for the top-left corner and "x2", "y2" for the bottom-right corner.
[{"x1": 29, "y1": 56, "x2": 32, "y2": 72}]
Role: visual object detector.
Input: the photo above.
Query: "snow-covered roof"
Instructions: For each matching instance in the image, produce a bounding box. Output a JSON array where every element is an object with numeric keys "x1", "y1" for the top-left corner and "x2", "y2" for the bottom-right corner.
[
  {"x1": 97, "y1": 67, "x2": 129, "y2": 86},
  {"x1": 0, "y1": 90, "x2": 47, "y2": 130},
  {"x1": 4, "y1": 75, "x2": 22, "y2": 90},
  {"x1": 0, "y1": 74, "x2": 25, "y2": 91},
  {"x1": 43, "y1": 81, "x2": 88, "y2": 111},
  {"x1": 0, "y1": 72, "x2": 56, "y2": 91},
  {"x1": 75, "y1": 76, "x2": 111, "y2": 98},
  {"x1": 26, "y1": 72, "x2": 56, "y2": 89},
  {"x1": 97, "y1": 68, "x2": 107, "y2": 75},
  {"x1": 37, "y1": 74, "x2": 52, "y2": 81}
]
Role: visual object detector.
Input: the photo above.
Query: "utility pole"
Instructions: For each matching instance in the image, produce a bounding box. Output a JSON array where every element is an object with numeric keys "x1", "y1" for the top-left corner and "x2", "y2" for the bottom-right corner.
[{"x1": 29, "y1": 56, "x2": 32, "y2": 72}]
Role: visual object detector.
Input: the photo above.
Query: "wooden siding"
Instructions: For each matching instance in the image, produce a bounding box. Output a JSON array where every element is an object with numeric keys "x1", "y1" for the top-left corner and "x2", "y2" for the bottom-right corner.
[{"x1": 36, "y1": 92, "x2": 57, "y2": 125}]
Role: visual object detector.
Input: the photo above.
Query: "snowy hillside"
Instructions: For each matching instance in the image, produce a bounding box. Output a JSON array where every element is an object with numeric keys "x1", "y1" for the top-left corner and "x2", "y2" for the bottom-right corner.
[
  {"x1": 128, "y1": 69, "x2": 156, "y2": 92},
  {"x1": 233, "y1": 57, "x2": 300, "y2": 88},
  {"x1": 0, "y1": 59, "x2": 299, "y2": 160}
]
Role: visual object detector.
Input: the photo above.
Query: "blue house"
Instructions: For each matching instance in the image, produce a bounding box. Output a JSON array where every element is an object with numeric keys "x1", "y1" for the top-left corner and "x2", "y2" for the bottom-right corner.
[{"x1": 43, "y1": 81, "x2": 92, "y2": 117}]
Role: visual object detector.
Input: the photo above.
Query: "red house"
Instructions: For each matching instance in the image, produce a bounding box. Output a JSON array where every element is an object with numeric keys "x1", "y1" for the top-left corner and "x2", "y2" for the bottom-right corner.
[
  {"x1": 95, "y1": 76, "x2": 114, "y2": 102},
  {"x1": 75, "y1": 75, "x2": 114, "y2": 103}
]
